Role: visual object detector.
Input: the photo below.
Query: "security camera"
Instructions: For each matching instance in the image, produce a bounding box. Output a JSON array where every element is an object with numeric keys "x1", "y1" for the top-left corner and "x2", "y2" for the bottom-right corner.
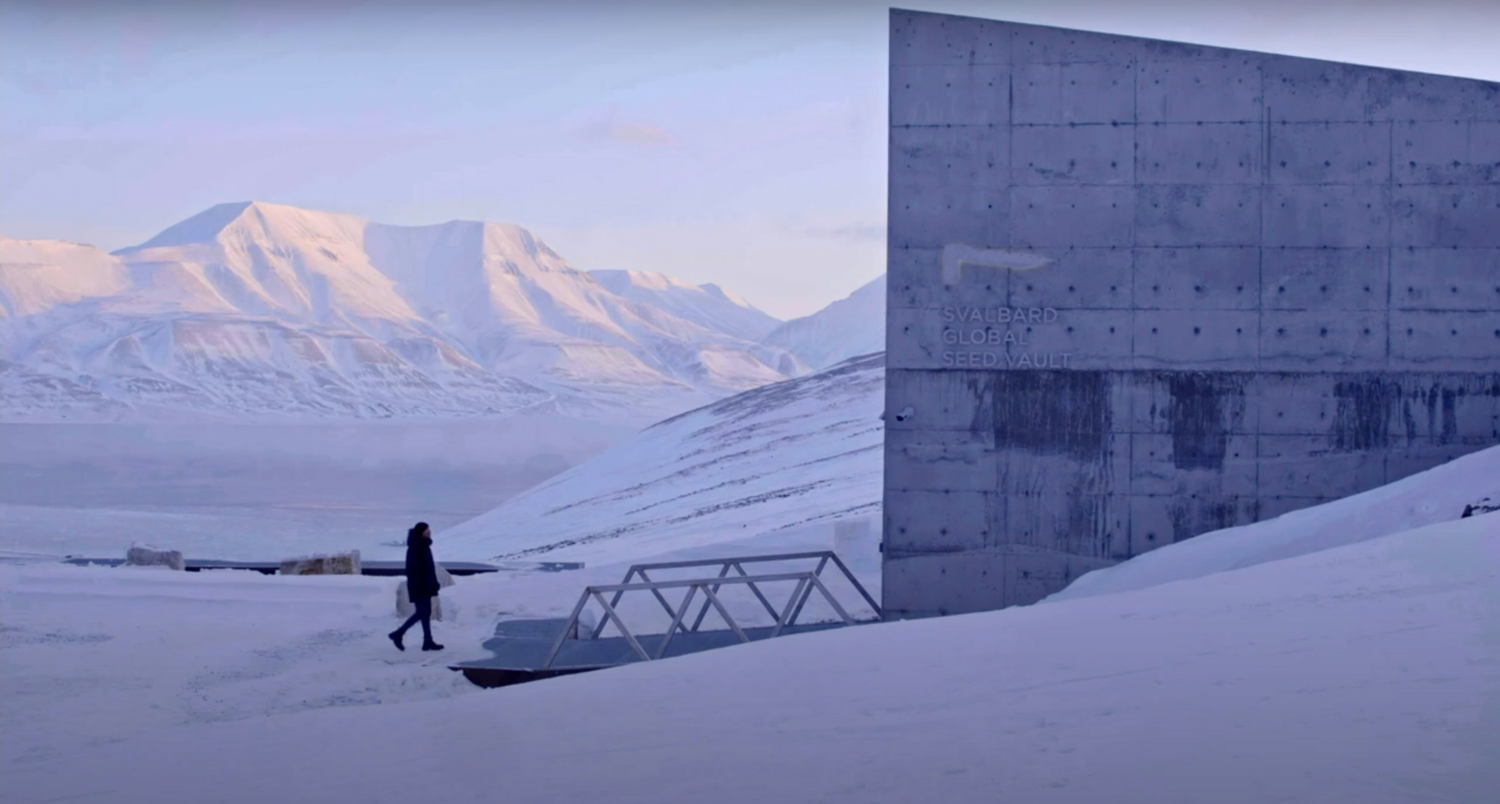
[{"x1": 894, "y1": 406, "x2": 914, "y2": 422}]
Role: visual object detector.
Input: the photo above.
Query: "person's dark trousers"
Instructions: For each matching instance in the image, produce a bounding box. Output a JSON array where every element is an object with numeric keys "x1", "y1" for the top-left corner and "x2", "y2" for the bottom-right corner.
[{"x1": 395, "y1": 597, "x2": 433, "y2": 644}]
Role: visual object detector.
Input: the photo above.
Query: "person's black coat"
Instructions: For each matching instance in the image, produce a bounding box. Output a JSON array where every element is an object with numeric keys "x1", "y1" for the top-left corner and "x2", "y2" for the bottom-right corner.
[{"x1": 405, "y1": 529, "x2": 440, "y2": 601}]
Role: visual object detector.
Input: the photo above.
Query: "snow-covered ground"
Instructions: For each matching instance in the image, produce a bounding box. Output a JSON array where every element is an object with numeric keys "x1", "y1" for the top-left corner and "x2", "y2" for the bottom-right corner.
[
  {"x1": 3, "y1": 503, "x2": 1495, "y2": 804},
  {"x1": 1050, "y1": 443, "x2": 1500, "y2": 602},
  {"x1": 439, "y1": 353, "x2": 885, "y2": 564}
]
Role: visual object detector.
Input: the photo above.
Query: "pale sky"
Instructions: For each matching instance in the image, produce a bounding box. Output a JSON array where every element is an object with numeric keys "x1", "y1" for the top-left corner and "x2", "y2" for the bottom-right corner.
[{"x1": 3, "y1": 0, "x2": 1497, "y2": 319}]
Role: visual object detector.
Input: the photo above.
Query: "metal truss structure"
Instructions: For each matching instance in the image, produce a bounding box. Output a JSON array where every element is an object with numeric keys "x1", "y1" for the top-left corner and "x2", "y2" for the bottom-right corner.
[{"x1": 541, "y1": 551, "x2": 880, "y2": 669}]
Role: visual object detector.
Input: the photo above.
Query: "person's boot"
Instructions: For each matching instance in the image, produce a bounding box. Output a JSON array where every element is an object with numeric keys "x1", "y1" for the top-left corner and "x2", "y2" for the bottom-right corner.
[
  {"x1": 422, "y1": 641, "x2": 444, "y2": 651},
  {"x1": 388, "y1": 631, "x2": 405, "y2": 651}
]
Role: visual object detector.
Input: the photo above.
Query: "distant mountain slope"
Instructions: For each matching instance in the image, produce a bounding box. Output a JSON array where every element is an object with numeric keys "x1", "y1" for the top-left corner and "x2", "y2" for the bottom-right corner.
[
  {"x1": 589, "y1": 269, "x2": 784, "y2": 344},
  {"x1": 761, "y1": 273, "x2": 884, "y2": 370},
  {"x1": 0, "y1": 202, "x2": 804, "y2": 424},
  {"x1": 440, "y1": 353, "x2": 885, "y2": 563}
]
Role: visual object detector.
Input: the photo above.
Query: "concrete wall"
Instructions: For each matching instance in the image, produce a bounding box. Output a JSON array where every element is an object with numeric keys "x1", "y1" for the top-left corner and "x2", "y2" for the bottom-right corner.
[{"x1": 883, "y1": 8, "x2": 1500, "y2": 618}]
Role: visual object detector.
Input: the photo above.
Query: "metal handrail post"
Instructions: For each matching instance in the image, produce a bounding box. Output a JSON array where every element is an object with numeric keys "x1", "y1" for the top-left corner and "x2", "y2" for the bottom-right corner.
[
  {"x1": 591, "y1": 590, "x2": 650, "y2": 662},
  {"x1": 637, "y1": 568, "x2": 694, "y2": 635},
  {"x1": 594, "y1": 566, "x2": 638, "y2": 640},
  {"x1": 807, "y1": 573, "x2": 856, "y2": 625},
  {"x1": 731, "y1": 561, "x2": 783, "y2": 621},
  {"x1": 699, "y1": 584, "x2": 749, "y2": 644},
  {"x1": 769, "y1": 576, "x2": 809, "y2": 639},
  {"x1": 689, "y1": 563, "x2": 733, "y2": 632},
  {"x1": 786, "y1": 574, "x2": 819, "y2": 626},
  {"x1": 542, "y1": 590, "x2": 592, "y2": 669},
  {"x1": 654, "y1": 586, "x2": 699, "y2": 659},
  {"x1": 826, "y1": 552, "x2": 881, "y2": 617}
]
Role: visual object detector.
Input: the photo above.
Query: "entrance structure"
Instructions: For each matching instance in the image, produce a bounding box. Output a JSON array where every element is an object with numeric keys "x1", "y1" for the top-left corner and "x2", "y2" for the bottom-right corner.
[{"x1": 883, "y1": 8, "x2": 1500, "y2": 617}]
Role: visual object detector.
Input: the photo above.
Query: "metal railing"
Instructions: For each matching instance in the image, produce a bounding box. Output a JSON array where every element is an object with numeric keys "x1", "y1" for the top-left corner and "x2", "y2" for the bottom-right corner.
[{"x1": 541, "y1": 551, "x2": 880, "y2": 669}]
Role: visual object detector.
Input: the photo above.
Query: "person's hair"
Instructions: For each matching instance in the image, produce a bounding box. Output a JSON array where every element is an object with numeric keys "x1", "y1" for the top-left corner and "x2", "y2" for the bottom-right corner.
[{"x1": 410, "y1": 521, "x2": 431, "y2": 538}]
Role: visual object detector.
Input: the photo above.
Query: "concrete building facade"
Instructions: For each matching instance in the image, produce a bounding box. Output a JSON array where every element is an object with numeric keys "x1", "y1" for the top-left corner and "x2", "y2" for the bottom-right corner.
[{"x1": 882, "y1": 8, "x2": 1500, "y2": 618}]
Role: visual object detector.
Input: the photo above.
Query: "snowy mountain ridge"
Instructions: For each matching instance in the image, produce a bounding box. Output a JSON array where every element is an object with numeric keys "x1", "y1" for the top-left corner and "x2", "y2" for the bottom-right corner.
[
  {"x1": 761, "y1": 273, "x2": 885, "y2": 371},
  {"x1": 0, "y1": 202, "x2": 811, "y2": 424}
]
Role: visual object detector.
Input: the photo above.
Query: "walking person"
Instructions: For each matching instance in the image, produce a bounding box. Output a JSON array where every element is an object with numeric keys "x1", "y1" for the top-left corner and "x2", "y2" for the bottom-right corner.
[{"x1": 389, "y1": 521, "x2": 444, "y2": 652}]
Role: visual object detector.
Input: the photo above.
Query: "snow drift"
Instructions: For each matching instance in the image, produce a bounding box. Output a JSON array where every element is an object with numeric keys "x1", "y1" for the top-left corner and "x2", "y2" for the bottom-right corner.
[
  {"x1": 4, "y1": 510, "x2": 1495, "y2": 804},
  {"x1": 1050, "y1": 443, "x2": 1500, "y2": 602}
]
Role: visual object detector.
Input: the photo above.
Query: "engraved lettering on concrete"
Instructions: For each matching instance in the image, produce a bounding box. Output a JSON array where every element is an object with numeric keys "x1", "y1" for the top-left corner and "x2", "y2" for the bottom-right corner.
[{"x1": 937, "y1": 306, "x2": 1072, "y2": 369}]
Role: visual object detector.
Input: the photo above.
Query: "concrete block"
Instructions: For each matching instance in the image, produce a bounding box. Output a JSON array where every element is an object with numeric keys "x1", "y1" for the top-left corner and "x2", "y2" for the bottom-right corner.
[
  {"x1": 1129, "y1": 432, "x2": 1258, "y2": 496},
  {"x1": 1010, "y1": 185, "x2": 1135, "y2": 247},
  {"x1": 280, "y1": 550, "x2": 361, "y2": 576},
  {"x1": 1257, "y1": 435, "x2": 1388, "y2": 498},
  {"x1": 993, "y1": 436, "x2": 1130, "y2": 496},
  {"x1": 883, "y1": 369, "x2": 995, "y2": 430},
  {"x1": 1001, "y1": 492, "x2": 1123, "y2": 557},
  {"x1": 1387, "y1": 73, "x2": 1500, "y2": 122},
  {"x1": 1012, "y1": 62, "x2": 1135, "y2": 124},
  {"x1": 1132, "y1": 309, "x2": 1260, "y2": 368},
  {"x1": 1389, "y1": 311, "x2": 1500, "y2": 371},
  {"x1": 1265, "y1": 185, "x2": 1391, "y2": 248},
  {"x1": 1393, "y1": 121, "x2": 1500, "y2": 184},
  {"x1": 891, "y1": 125, "x2": 1008, "y2": 185},
  {"x1": 1262, "y1": 247, "x2": 1388, "y2": 311},
  {"x1": 1135, "y1": 184, "x2": 1261, "y2": 247},
  {"x1": 1135, "y1": 122, "x2": 1261, "y2": 185},
  {"x1": 1011, "y1": 123, "x2": 1134, "y2": 185},
  {"x1": 989, "y1": 371, "x2": 1116, "y2": 459},
  {"x1": 1006, "y1": 247, "x2": 1134, "y2": 310},
  {"x1": 891, "y1": 9, "x2": 1009, "y2": 66},
  {"x1": 125, "y1": 542, "x2": 185, "y2": 571},
  {"x1": 1269, "y1": 121, "x2": 1391, "y2": 185},
  {"x1": 885, "y1": 308, "x2": 938, "y2": 369},
  {"x1": 1392, "y1": 185, "x2": 1500, "y2": 248},
  {"x1": 1134, "y1": 247, "x2": 1260, "y2": 310},
  {"x1": 1137, "y1": 57, "x2": 1264, "y2": 123},
  {"x1": 1007, "y1": 548, "x2": 1117, "y2": 605},
  {"x1": 1256, "y1": 373, "x2": 1343, "y2": 436},
  {"x1": 892, "y1": 65, "x2": 1011, "y2": 126},
  {"x1": 1126, "y1": 494, "x2": 1262, "y2": 548},
  {"x1": 884, "y1": 9, "x2": 1500, "y2": 618},
  {"x1": 1126, "y1": 495, "x2": 1175, "y2": 552},
  {"x1": 1126, "y1": 370, "x2": 1259, "y2": 437},
  {"x1": 887, "y1": 248, "x2": 947, "y2": 309},
  {"x1": 1389, "y1": 378, "x2": 1500, "y2": 443},
  {"x1": 1259, "y1": 311, "x2": 1388, "y2": 371},
  {"x1": 1263, "y1": 58, "x2": 1399, "y2": 123},
  {"x1": 889, "y1": 179, "x2": 1009, "y2": 251},
  {"x1": 1392, "y1": 248, "x2": 1500, "y2": 311},
  {"x1": 885, "y1": 429, "x2": 997, "y2": 492},
  {"x1": 881, "y1": 552, "x2": 1008, "y2": 617},
  {"x1": 1010, "y1": 23, "x2": 1144, "y2": 65},
  {"x1": 883, "y1": 489, "x2": 994, "y2": 552}
]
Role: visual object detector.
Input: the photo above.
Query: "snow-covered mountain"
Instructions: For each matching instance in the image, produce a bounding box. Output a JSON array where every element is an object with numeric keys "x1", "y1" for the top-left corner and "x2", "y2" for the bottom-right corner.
[
  {"x1": 589, "y1": 270, "x2": 784, "y2": 345},
  {"x1": 441, "y1": 353, "x2": 885, "y2": 563},
  {"x1": 0, "y1": 202, "x2": 804, "y2": 424},
  {"x1": 760, "y1": 273, "x2": 884, "y2": 371}
]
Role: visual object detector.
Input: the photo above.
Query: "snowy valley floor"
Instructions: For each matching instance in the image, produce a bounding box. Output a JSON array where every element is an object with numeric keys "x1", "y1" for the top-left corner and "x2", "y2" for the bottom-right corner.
[{"x1": 3, "y1": 512, "x2": 1497, "y2": 804}]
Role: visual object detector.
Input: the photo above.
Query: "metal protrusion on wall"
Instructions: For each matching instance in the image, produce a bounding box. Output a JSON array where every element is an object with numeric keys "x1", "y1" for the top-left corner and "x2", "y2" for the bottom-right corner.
[{"x1": 941, "y1": 243, "x2": 1054, "y2": 286}]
